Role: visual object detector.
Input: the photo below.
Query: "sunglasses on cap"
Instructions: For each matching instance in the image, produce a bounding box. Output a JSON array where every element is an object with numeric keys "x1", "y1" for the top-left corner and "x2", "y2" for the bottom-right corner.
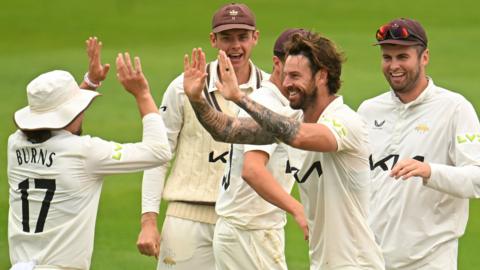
[{"x1": 376, "y1": 23, "x2": 426, "y2": 46}]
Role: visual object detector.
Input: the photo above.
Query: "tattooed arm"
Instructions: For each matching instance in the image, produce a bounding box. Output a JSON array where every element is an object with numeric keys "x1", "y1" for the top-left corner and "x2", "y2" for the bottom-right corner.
[
  {"x1": 215, "y1": 50, "x2": 337, "y2": 152},
  {"x1": 183, "y1": 48, "x2": 275, "y2": 145}
]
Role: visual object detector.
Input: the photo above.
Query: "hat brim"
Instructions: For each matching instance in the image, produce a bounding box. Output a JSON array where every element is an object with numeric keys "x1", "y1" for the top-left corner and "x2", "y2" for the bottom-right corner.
[
  {"x1": 212, "y1": 24, "x2": 256, "y2": 33},
  {"x1": 374, "y1": 39, "x2": 424, "y2": 46},
  {"x1": 14, "y1": 89, "x2": 100, "y2": 130}
]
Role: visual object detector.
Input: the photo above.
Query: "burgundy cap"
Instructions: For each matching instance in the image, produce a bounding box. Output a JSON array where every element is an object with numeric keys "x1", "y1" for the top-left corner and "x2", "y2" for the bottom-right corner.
[
  {"x1": 273, "y1": 28, "x2": 309, "y2": 55},
  {"x1": 376, "y1": 18, "x2": 428, "y2": 47},
  {"x1": 212, "y1": 3, "x2": 256, "y2": 33}
]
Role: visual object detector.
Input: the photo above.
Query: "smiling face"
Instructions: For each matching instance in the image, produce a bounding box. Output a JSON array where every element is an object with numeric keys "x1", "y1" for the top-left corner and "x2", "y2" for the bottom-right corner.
[
  {"x1": 381, "y1": 44, "x2": 429, "y2": 95},
  {"x1": 282, "y1": 54, "x2": 317, "y2": 110},
  {"x1": 210, "y1": 29, "x2": 258, "y2": 71}
]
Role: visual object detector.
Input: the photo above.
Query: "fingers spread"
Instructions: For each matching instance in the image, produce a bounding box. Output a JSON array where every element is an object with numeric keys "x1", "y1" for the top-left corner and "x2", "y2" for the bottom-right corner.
[{"x1": 134, "y1": 57, "x2": 142, "y2": 73}]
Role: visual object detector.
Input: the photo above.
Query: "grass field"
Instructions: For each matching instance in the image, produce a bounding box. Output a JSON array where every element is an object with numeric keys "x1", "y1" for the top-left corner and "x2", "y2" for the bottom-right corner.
[{"x1": 1, "y1": 0, "x2": 480, "y2": 269}]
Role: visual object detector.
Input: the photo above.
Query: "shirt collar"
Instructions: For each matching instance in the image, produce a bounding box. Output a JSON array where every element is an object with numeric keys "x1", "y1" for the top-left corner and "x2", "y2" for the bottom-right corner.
[
  {"x1": 320, "y1": 95, "x2": 344, "y2": 118},
  {"x1": 389, "y1": 77, "x2": 435, "y2": 109},
  {"x1": 207, "y1": 59, "x2": 260, "y2": 93}
]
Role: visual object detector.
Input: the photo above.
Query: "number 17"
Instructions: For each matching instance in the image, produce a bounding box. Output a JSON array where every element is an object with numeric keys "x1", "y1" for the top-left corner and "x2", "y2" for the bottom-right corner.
[{"x1": 18, "y1": 178, "x2": 56, "y2": 233}]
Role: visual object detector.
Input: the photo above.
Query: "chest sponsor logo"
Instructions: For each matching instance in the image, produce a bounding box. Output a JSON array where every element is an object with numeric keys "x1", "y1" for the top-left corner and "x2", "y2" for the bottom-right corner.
[
  {"x1": 369, "y1": 154, "x2": 424, "y2": 171},
  {"x1": 209, "y1": 151, "x2": 229, "y2": 163},
  {"x1": 285, "y1": 160, "x2": 322, "y2": 183}
]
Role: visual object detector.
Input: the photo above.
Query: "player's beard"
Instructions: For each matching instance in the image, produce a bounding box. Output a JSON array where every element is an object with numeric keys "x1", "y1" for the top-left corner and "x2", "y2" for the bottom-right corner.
[
  {"x1": 288, "y1": 84, "x2": 317, "y2": 111},
  {"x1": 385, "y1": 63, "x2": 422, "y2": 94}
]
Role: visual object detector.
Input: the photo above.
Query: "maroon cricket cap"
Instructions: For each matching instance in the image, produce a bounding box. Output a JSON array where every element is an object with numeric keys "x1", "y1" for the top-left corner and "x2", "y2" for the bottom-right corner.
[
  {"x1": 375, "y1": 18, "x2": 428, "y2": 47},
  {"x1": 211, "y1": 3, "x2": 256, "y2": 33},
  {"x1": 273, "y1": 28, "x2": 309, "y2": 56}
]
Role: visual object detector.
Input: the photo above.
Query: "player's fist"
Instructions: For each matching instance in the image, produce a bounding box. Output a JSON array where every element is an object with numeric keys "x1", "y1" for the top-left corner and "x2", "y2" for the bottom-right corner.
[{"x1": 137, "y1": 213, "x2": 160, "y2": 259}]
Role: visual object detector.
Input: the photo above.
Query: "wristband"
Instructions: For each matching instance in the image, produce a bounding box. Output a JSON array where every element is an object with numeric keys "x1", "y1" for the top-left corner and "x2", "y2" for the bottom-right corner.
[{"x1": 84, "y1": 72, "x2": 101, "y2": 88}]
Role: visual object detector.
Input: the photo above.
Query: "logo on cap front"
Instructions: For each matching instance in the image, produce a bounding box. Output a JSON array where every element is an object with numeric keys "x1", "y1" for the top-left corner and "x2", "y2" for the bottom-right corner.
[{"x1": 229, "y1": 9, "x2": 238, "y2": 16}]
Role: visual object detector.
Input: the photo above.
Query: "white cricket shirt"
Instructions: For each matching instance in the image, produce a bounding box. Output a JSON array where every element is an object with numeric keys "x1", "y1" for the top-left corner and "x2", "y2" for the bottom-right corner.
[
  {"x1": 8, "y1": 113, "x2": 171, "y2": 269},
  {"x1": 215, "y1": 80, "x2": 296, "y2": 230},
  {"x1": 291, "y1": 96, "x2": 384, "y2": 270},
  {"x1": 358, "y1": 78, "x2": 480, "y2": 270}
]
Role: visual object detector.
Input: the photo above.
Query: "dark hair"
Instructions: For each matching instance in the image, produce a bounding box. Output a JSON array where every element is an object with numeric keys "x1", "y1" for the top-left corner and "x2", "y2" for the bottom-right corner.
[
  {"x1": 273, "y1": 50, "x2": 287, "y2": 62},
  {"x1": 22, "y1": 129, "x2": 52, "y2": 144},
  {"x1": 284, "y1": 32, "x2": 345, "y2": 94},
  {"x1": 415, "y1": 45, "x2": 427, "y2": 58}
]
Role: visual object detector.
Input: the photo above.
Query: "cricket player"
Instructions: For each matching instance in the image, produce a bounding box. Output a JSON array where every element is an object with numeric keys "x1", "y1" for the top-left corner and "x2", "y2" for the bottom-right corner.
[
  {"x1": 7, "y1": 38, "x2": 171, "y2": 270},
  {"x1": 136, "y1": 3, "x2": 268, "y2": 269},
  {"x1": 206, "y1": 29, "x2": 308, "y2": 269},
  {"x1": 183, "y1": 31, "x2": 385, "y2": 269},
  {"x1": 357, "y1": 18, "x2": 480, "y2": 270}
]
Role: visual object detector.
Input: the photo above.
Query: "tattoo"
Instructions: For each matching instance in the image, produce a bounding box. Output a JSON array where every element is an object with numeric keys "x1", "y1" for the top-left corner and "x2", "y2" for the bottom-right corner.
[
  {"x1": 236, "y1": 95, "x2": 300, "y2": 144},
  {"x1": 189, "y1": 98, "x2": 276, "y2": 145}
]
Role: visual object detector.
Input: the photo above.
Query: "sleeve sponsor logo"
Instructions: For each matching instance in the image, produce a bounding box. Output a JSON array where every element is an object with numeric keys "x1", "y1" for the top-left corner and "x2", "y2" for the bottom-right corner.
[
  {"x1": 111, "y1": 143, "x2": 123, "y2": 160},
  {"x1": 320, "y1": 116, "x2": 347, "y2": 137},
  {"x1": 456, "y1": 133, "x2": 480, "y2": 144}
]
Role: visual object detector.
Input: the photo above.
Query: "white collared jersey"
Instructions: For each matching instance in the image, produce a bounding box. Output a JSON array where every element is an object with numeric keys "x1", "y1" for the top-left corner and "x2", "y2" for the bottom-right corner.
[
  {"x1": 358, "y1": 78, "x2": 480, "y2": 270},
  {"x1": 289, "y1": 96, "x2": 384, "y2": 270},
  {"x1": 215, "y1": 81, "x2": 296, "y2": 230},
  {"x1": 8, "y1": 113, "x2": 170, "y2": 269},
  {"x1": 141, "y1": 60, "x2": 269, "y2": 216}
]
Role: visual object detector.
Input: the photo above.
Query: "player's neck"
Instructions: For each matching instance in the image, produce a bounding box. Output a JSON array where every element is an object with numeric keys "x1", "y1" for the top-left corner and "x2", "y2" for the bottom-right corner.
[
  {"x1": 303, "y1": 94, "x2": 336, "y2": 123},
  {"x1": 395, "y1": 76, "x2": 429, "y2": 104},
  {"x1": 234, "y1": 62, "x2": 252, "y2": 85}
]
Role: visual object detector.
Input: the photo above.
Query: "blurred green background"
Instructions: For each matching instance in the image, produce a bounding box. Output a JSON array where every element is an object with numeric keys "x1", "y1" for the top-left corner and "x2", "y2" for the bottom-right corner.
[{"x1": 1, "y1": 0, "x2": 479, "y2": 269}]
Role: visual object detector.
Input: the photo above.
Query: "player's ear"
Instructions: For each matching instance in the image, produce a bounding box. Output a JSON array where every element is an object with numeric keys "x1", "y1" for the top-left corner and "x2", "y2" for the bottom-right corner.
[
  {"x1": 210, "y1": 32, "x2": 217, "y2": 49},
  {"x1": 251, "y1": 30, "x2": 259, "y2": 45},
  {"x1": 315, "y1": 69, "x2": 328, "y2": 87}
]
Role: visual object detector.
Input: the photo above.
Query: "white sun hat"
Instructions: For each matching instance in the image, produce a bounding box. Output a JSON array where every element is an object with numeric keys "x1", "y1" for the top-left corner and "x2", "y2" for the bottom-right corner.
[{"x1": 14, "y1": 70, "x2": 100, "y2": 130}]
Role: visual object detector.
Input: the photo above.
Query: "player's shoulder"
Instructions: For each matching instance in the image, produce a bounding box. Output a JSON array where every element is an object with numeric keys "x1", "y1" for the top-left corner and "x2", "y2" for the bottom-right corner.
[
  {"x1": 250, "y1": 82, "x2": 287, "y2": 111},
  {"x1": 164, "y1": 73, "x2": 185, "y2": 94},
  {"x1": 358, "y1": 91, "x2": 391, "y2": 113},
  {"x1": 321, "y1": 98, "x2": 365, "y2": 133},
  {"x1": 430, "y1": 84, "x2": 471, "y2": 107}
]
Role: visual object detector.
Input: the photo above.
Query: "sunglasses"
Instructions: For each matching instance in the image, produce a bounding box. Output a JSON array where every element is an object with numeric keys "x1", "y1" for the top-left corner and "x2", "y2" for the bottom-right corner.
[{"x1": 376, "y1": 23, "x2": 426, "y2": 46}]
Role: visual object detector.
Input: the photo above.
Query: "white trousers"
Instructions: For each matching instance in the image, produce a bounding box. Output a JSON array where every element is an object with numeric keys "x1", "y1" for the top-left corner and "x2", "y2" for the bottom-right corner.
[
  {"x1": 213, "y1": 217, "x2": 287, "y2": 270},
  {"x1": 157, "y1": 216, "x2": 215, "y2": 270}
]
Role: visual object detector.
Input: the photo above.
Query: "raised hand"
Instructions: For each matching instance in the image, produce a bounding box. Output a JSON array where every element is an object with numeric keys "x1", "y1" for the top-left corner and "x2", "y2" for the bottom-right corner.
[
  {"x1": 183, "y1": 48, "x2": 207, "y2": 102},
  {"x1": 116, "y1": 52, "x2": 150, "y2": 97},
  {"x1": 86, "y1": 37, "x2": 110, "y2": 85},
  {"x1": 215, "y1": 50, "x2": 245, "y2": 102},
  {"x1": 116, "y1": 53, "x2": 157, "y2": 117}
]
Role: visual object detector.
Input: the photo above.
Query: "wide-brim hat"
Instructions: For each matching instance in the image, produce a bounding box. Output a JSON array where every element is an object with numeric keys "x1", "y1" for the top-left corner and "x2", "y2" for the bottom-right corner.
[{"x1": 14, "y1": 70, "x2": 100, "y2": 130}]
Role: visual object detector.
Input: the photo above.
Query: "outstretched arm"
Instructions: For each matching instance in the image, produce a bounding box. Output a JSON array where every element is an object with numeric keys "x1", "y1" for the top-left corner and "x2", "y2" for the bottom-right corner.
[
  {"x1": 215, "y1": 51, "x2": 337, "y2": 152},
  {"x1": 183, "y1": 48, "x2": 275, "y2": 145}
]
